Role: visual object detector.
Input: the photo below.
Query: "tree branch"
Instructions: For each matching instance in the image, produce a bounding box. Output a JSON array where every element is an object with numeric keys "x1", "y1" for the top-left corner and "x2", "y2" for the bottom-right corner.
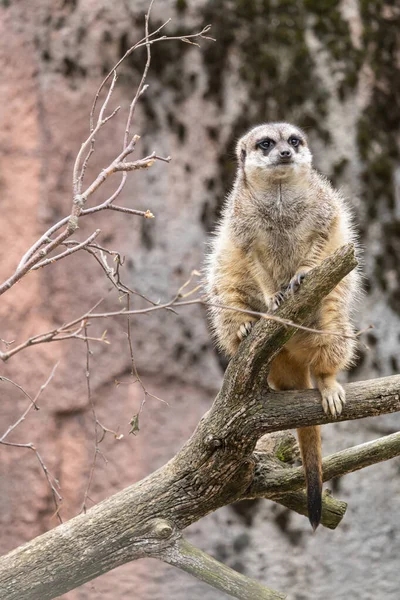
[
  {"x1": 251, "y1": 374, "x2": 400, "y2": 436},
  {"x1": 161, "y1": 538, "x2": 286, "y2": 600},
  {"x1": 274, "y1": 489, "x2": 347, "y2": 530},
  {"x1": 29, "y1": 230, "x2": 101, "y2": 271},
  {"x1": 249, "y1": 429, "x2": 400, "y2": 498},
  {"x1": 248, "y1": 432, "x2": 347, "y2": 529}
]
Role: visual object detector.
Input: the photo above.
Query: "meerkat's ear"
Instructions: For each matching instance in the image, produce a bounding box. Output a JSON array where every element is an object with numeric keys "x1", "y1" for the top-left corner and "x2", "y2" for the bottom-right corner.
[
  {"x1": 236, "y1": 137, "x2": 245, "y2": 161},
  {"x1": 235, "y1": 137, "x2": 247, "y2": 171}
]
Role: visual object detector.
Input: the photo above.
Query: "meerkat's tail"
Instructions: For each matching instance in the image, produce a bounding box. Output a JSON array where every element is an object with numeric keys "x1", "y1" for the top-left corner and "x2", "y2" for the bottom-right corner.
[{"x1": 297, "y1": 425, "x2": 322, "y2": 530}]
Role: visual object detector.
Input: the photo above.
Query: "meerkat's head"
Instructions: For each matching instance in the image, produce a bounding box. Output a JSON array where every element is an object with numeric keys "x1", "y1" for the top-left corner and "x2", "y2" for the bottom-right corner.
[{"x1": 236, "y1": 122, "x2": 312, "y2": 185}]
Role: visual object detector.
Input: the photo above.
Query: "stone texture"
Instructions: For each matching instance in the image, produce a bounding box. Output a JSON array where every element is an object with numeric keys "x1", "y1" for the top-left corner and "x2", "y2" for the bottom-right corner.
[{"x1": 0, "y1": 0, "x2": 399, "y2": 599}]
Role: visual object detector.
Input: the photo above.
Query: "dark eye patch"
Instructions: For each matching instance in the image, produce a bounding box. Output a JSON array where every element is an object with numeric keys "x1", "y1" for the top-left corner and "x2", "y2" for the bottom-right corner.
[
  {"x1": 288, "y1": 136, "x2": 302, "y2": 147},
  {"x1": 256, "y1": 138, "x2": 275, "y2": 151}
]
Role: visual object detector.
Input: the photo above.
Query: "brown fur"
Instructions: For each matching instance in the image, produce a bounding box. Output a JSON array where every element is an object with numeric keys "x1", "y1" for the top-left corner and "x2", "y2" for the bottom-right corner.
[{"x1": 205, "y1": 122, "x2": 360, "y2": 529}]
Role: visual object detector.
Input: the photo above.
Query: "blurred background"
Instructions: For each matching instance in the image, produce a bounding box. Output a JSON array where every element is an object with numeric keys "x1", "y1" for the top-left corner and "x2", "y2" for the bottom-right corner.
[{"x1": 0, "y1": 0, "x2": 399, "y2": 598}]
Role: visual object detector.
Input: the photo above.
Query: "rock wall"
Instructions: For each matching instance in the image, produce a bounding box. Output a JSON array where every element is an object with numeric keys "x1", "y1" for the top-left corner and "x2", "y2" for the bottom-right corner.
[{"x1": 0, "y1": 1, "x2": 399, "y2": 598}]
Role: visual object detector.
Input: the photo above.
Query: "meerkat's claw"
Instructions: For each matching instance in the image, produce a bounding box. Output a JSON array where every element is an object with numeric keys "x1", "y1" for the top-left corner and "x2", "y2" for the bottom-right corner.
[
  {"x1": 266, "y1": 291, "x2": 286, "y2": 312},
  {"x1": 321, "y1": 383, "x2": 346, "y2": 417},
  {"x1": 237, "y1": 321, "x2": 254, "y2": 341},
  {"x1": 287, "y1": 272, "x2": 306, "y2": 295},
  {"x1": 272, "y1": 291, "x2": 285, "y2": 311}
]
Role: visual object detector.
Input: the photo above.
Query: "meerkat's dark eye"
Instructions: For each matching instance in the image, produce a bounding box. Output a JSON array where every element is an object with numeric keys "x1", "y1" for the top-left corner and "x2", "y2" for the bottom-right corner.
[
  {"x1": 289, "y1": 136, "x2": 301, "y2": 147},
  {"x1": 257, "y1": 138, "x2": 275, "y2": 151}
]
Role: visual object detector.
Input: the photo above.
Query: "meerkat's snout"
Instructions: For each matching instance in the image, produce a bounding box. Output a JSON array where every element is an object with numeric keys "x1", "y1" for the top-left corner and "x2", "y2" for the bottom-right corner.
[
  {"x1": 278, "y1": 149, "x2": 292, "y2": 161},
  {"x1": 271, "y1": 144, "x2": 294, "y2": 165}
]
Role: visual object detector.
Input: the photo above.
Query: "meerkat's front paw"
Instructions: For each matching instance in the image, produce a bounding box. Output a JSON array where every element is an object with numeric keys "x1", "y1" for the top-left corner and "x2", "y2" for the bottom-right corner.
[
  {"x1": 320, "y1": 382, "x2": 346, "y2": 417},
  {"x1": 287, "y1": 272, "x2": 307, "y2": 295},
  {"x1": 237, "y1": 321, "x2": 254, "y2": 341},
  {"x1": 266, "y1": 291, "x2": 286, "y2": 312}
]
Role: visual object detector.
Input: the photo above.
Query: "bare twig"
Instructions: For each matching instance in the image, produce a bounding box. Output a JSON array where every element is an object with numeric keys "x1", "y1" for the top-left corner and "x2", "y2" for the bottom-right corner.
[
  {"x1": 0, "y1": 364, "x2": 58, "y2": 438},
  {"x1": 77, "y1": 70, "x2": 119, "y2": 194},
  {"x1": 107, "y1": 205, "x2": 155, "y2": 218},
  {"x1": 0, "y1": 364, "x2": 62, "y2": 521},
  {"x1": 81, "y1": 324, "x2": 123, "y2": 513},
  {"x1": 1, "y1": 228, "x2": 74, "y2": 295},
  {"x1": 90, "y1": 14, "x2": 171, "y2": 140},
  {"x1": 81, "y1": 328, "x2": 98, "y2": 513},
  {"x1": 0, "y1": 300, "x2": 107, "y2": 362},
  {"x1": 123, "y1": 295, "x2": 168, "y2": 435},
  {"x1": 61, "y1": 241, "x2": 158, "y2": 306},
  {"x1": 202, "y1": 299, "x2": 365, "y2": 342},
  {"x1": 90, "y1": 17, "x2": 213, "y2": 139},
  {"x1": 123, "y1": 0, "x2": 154, "y2": 150},
  {"x1": 30, "y1": 230, "x2": 101, "y2": 271},
  {"x1": 0, "y1": 274, "x2": 370, "y2": 364},
  {"x1": 74, "y1": 102, "x2": 121, "y2": 197},
  {"x1": 114, "y1": 153, "x2": 171, "y2": 171},
  {"x1": 18, "y1": 194, "x2": 153, "y2": 273},
  {"x1": 0, "y1": 376, "x2": 36, "y2": 407}
]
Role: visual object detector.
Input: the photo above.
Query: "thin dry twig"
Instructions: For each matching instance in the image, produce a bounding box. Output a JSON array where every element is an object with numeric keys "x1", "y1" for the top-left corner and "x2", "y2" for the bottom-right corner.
[
  {"x1": 81, "y1": 325, "x2": 123, "y2": 513},
  {"x1": 30, "y1": 230, "x2": 101, "y2": 271},
  {"x1": 108, "y1": 205, "x2": 155, "y2": 218},
  {"x1": 123, "y1": 0, "x2": 154, "y2": 150},
  {"x1": 59, "y1": 296, "x2": 368, "y2": 344},
  {"x1": 77, "y1": 70, "x2": 119, "y2": 195},
  {"x1": 0, "y1": 299, "x2": 108, "y2": 362},
  {"x1": 202, "y1": 300, "x2": 366, "y2": 342},
  {"x1": 0, "y1": 375, "x2": 36, "y2": 407},
  {"x1": 123, "y1": 295, "x2": 168, "y2": 435},
  {"x1": 90, "y1": 15, "x2": 213, "y2": 141},
  {"x1": 0, "y1": 363, "x2": 62, "y2": 521},
  {"x1": 7, "y1": 138, "x2": 158, "y2": 289},
  {"x1": 64, "y1": 242, "x2": 159, "y2": 305},
  {"x1": 81, "y1": 328, "x2": 98, "y2": 513},
  {"x1": 0, "y1": 276, "x2": 370, "y2": 363}
]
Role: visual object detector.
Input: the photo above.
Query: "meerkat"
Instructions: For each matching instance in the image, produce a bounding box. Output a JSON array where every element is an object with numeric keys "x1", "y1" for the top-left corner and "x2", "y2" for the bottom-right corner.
[{"x1": 205, "y1": 122, "x2": 359, "y2": 530}]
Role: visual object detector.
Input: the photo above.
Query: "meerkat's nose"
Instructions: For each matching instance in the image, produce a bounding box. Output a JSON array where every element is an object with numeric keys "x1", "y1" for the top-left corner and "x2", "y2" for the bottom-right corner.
[{"x1": 279, "y1": 150, "x2": 292, "y2": 158}]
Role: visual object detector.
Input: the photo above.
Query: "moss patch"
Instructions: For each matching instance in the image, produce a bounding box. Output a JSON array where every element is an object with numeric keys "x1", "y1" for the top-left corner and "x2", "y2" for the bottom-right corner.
[
  {"x1": 305, "y1": 0, "x2": 363, "y2": 98},
  {"x1": 357, "y1": 1, "x2": 400, "y2": 312}
]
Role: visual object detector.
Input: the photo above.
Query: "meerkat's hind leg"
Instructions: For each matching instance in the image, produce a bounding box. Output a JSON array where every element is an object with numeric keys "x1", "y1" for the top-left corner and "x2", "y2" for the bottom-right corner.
[
  {"x1": 268, "y1": 349, "x2": 312, "y2": 390},
  {"x1": 314, "y1": 372, "x2": 346, "y2": 417}
]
